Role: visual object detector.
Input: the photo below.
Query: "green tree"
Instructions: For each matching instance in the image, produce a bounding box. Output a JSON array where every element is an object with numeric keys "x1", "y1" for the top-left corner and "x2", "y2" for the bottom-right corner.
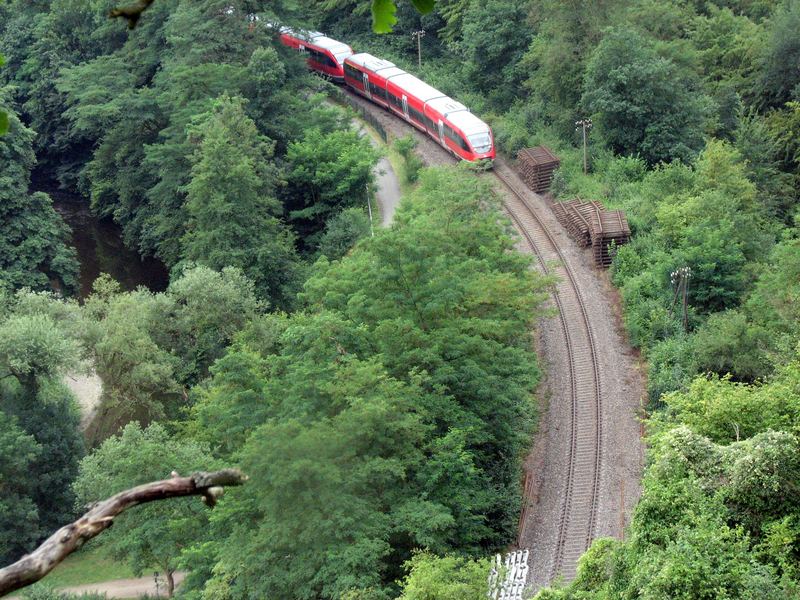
[
  {"x1": 0, "y1": 312, "x2": 84, "y2": 542},
  {"x1": 756, "y1": 0, "x2": 800, "y2": 109},
  {"x1": 82, "y1": 284, "x2": 179, "y2": 445},
  {"x1": 73, "y1": 422, "x2": 219, "y2": 597},
  {"x1": 0, "y1": 411, "x2": 41, "y2": 565},
  {"x1": 397, "y1": 552, "x2": 492, "y2": 600},
  {"x1": 0, "y1": 53, "x2": 7, "y2": 135},
  {"x1": 181, "y1": 167, "x2": 546, "y2": 598},
  {"x1": 317, "y1": 207, "x2": 371, "y2": 260},
  {"x1": 582, "y1": 27, "x2": 709, "y2": 164},
  {"x1": 155, "y1": 265, "x2": 264, "y2": 385},
  {"x1": 181, "y1": 95, "x2": 301, "y2": 309},
  {"x1": 285, "y1": 127, "x2": 380, "y2": 247},
  {"x1": 0, "y1": 100, "x2": 78, "y2": 292},
  {"x1": 460, "y1": 0, "x2": 533, "y2": 108}
]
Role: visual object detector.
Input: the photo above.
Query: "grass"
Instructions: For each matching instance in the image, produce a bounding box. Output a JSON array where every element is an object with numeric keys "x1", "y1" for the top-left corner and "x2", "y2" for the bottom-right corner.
[
  {"x1": 43, "y1": 545, "x2": 136, "y2": 588},
  {"x1": 359, "y1": 120, "x2": 416, "y2": 197}
]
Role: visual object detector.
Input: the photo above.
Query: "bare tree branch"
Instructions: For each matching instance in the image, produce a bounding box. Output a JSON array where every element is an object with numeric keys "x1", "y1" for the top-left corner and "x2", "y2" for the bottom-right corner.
[
  {"x1": 0, "y1": 469, "x2": 248, "y2": 597},
  {"x1": 109, "y1": 0, "x2": 156, "y2": 29}
]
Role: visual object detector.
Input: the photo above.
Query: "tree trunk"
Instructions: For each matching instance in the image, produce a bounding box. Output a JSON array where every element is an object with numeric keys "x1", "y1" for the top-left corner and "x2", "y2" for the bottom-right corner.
[{"x1": 166, "y1": 569, "x2": 175, "y2": 597}]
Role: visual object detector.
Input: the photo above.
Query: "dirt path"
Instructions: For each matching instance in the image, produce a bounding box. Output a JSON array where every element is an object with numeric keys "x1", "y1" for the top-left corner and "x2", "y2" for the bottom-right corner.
[
  {"x1": 352, "y1": 119, "x2": 402, "y2": 226},
  {"x1": 340, "y1": 91, "x2": 645, "y2": 591},
  {"x1": 4, "y1": 573, "x2": 185, "y2": 600},
  {"x1": 63, "y1": 573, "x2": 186, "y2": 598},
  {"x1": 62, "y1": 370, "x2": 103, "y2": 430},
  {"x1": 374, "y1": 154, "x2": 402, "y2": 226}
]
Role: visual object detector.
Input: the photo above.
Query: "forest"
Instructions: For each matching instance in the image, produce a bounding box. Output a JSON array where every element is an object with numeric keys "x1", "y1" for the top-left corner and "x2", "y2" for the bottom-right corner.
[{"x1": 1, "y1": 0, "x2": 799, "y2": 598}]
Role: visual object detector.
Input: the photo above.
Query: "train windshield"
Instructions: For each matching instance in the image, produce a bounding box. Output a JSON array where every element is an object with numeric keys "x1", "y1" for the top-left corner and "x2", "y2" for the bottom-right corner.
[{"x1": 468, "y1": 131, "x2": 492, "y2": 153}]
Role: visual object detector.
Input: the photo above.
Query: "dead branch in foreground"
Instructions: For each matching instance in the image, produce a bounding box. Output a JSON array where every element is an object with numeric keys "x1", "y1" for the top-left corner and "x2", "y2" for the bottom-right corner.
[{"x1": 0, "y1": 469, "x2": 248, "y2": 597}]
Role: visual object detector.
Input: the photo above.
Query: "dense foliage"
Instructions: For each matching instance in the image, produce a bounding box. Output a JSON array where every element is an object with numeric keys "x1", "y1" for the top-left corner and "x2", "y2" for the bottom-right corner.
[
  {"x1": 0, "y1": 0, "x2": 380, "y2": 307},
  {"x1": 178, "y1": 168, "x2": 546, "y2": 598},
  {"x1": 0, "y1": 100, "x2": 78, "y2": 292},
  {"x1": 0, "y1": 293, "x2": 85, "y2": 563},
  {"x1": 2, "y1": 0, "x2": 800, "y2": 597},
  {"x1": 537, "y1": 354, "x2": 800, "y2": 598}
]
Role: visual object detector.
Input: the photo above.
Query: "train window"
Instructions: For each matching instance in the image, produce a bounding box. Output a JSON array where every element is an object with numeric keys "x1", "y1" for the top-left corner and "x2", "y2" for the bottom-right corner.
[
  {"x1": 309, "y1": 50, "x2": 335, "y2": 68},
  {"x1": 344, "y1": 64, "x2": 361, "y2": 80},
  {"x1": 467, "y1": 132, "x2": 493, "y2": 153},
  {"x1": 388, "y1": 93, "x2": 401, "y2": 109},
  {"x1": 370, "y1": 83, "x2": 387, "y2": 101}
]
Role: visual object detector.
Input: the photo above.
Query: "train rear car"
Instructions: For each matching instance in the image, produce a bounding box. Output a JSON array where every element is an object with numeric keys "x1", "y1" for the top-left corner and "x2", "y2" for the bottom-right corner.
[{"x1": 279, "y1": 27, "x2": 353, "y2": 83}]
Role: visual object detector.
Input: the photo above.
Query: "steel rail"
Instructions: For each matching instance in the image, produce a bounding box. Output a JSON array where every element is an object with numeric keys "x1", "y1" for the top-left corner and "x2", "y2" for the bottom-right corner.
[
  {"x1": 338, "y1": 86, "x2": 603, "y2": 582},
  {"x1": 491, "y1": 163, "x2": 602, "y2": 581}
]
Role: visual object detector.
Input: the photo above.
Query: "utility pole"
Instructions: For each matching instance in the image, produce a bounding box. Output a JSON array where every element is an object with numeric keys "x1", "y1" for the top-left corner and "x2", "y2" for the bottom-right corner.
[
  {"x1": 366, "y1": 183, "x2": 375, "y2": 237},
  {"x1": 669, "y1": 266, "x2": 693, "y2": 332},
  {"x1": 575, "y1": 118, "x2": 593, "y2": 174},
  {"x1": 411, "y1": 30, "x2": 425, "y2": 70}
]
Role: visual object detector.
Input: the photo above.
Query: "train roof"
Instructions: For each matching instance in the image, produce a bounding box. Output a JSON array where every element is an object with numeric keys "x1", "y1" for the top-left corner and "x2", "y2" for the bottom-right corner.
[
  {"x1": 279, "y1": 26, "x2": 324, "y2": 41},
  {"x1": 427, "y1": 96, "x2": 467, "y2": 117},
  {"x1": 346, "y1": 53, "x2": 396, "y2": 73},
  {"x1": 388, "y1": 72, "x2": 444, "y2": 103},
  {"x1": 379, "y1": 66, "x2": 407, "y2": 79},
  {"x1": 447, "y1": 110, "x2": 492, "y2": 136},
  {"x1": 312, "y1": 35, "x2": 352, "y2": 55}
]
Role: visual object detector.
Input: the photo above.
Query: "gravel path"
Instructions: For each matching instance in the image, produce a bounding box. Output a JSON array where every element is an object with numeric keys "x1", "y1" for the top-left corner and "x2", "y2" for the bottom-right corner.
[
  {"x1": 325, "y1": 91, "x2": 644, "y2": 590},
  {"x1": 4, "y1": 573, "x2": 186, "y2": 600},
  {"x1": 62, "y1": 371, "x2": 103, "y2": 430},
  {"x1": 354, "y1": 122, "x2": 402, "y2": 226},
  {"x1": 374, "y1": 154, "x2": 402, "y2": 226}
]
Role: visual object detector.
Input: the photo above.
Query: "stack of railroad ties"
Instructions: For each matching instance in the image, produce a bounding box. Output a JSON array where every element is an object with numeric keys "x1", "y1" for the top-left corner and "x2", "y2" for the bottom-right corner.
[
  {"x1": 551, "y1": 198, "x2": 631, "y2": 267},
  {"x1": 516, "y1": 146, "x2": 631, "y2": 268}
]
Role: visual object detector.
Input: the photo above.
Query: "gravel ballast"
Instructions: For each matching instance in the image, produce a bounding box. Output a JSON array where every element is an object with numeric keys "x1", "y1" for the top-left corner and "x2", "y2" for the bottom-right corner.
[{"x1": 347, "y1": 92, "x2": 646, "y2": 591}]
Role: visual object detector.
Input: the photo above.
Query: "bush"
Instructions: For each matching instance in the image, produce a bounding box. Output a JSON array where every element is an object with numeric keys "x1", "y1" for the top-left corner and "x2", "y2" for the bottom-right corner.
[{"x1": 394, "y1": 135, "x2": 423, "y2": 183}]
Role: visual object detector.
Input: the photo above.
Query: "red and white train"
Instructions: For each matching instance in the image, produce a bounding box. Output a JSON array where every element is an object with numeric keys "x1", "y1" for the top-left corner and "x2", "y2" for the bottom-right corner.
[
  {"x1": 278, "y1": 29, "x2": 495, "y2": 163},
  {"x1": 278, "y1": 27, "x2": 354, "y2": 83}
]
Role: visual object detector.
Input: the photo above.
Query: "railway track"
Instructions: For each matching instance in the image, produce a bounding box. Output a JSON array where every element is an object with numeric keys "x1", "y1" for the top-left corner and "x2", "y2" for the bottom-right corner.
[
  {"x1": 340, "y1": 87, "x2": 608, "y2": 583},
  {"x1": 491, "y1": 162, "x2": 603, "y2": 581}
]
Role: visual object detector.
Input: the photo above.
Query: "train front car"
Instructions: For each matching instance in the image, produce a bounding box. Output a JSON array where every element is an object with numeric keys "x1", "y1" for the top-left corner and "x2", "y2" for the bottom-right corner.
[
  {"x1": 279, "y1": 27, "x2": 353, "y2": 83},
  {"x1": 423, "y1": 97, "x2": 495, "y2": 164},
  {"x1": 447, "y1": 110, "x2": 495, "y2": 164},
  {"x1": 344, "y1": 52, "x2": 495, "y2": 165}
]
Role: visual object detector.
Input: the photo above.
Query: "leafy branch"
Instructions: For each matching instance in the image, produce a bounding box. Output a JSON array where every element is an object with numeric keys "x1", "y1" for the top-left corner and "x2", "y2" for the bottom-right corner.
[{"x1": 373, "y1": 0, "x2": 435, "y2": 32}]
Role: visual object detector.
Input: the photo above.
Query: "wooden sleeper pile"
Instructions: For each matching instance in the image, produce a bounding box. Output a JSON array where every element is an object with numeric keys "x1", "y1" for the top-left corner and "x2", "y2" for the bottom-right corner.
[
  {"x1": 517, "y1": 146, "x2": 560, "y2": 193},
  {"x1": 551, "y1": 199, "x2": 631, "y2": 268}
]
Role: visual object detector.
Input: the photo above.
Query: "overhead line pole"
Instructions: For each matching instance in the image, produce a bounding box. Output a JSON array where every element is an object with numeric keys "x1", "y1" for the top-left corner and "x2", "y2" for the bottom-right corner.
[{"x1": 411, "y1": 30, "x2": 425, "y2": 70}]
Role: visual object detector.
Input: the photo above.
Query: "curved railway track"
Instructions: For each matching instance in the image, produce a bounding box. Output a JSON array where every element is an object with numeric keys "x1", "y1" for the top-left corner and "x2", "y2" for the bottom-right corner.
[
  {"x1": 491, "y1": 162, "x2": 603, "y2": 581},
  {"x1": 339, "y1": 87, "x2": 612, "y2": 584}
]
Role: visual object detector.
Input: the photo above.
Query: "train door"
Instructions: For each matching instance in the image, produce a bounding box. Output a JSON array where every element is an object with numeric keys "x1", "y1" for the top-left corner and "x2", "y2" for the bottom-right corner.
[
  {"x1": 402, "y1": 96, "x2": 409, "y2": 120},
  {"x1": 362, "y1": 72, "x2": 371, "y2": 99},
  {"x1": 437, "y1": 120, "x2": 445, "y2": 144}
]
